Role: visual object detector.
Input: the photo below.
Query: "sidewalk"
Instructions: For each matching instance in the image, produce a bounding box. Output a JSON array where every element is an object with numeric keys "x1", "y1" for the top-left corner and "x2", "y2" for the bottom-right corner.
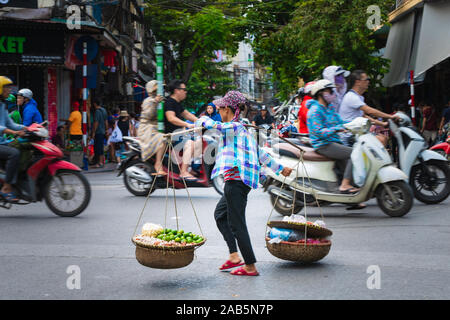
[{"x1": 83, "y1": 162, "x2": 118, "y2": 174}]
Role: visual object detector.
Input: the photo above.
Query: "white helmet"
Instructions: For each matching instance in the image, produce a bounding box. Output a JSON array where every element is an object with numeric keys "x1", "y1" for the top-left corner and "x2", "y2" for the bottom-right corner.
[
  {"x1": 310, "y1": 79, "x2": 336, "y2": 96},
  {"x1": 18, "y1": 88, "x2": 33, "y2": 100}
]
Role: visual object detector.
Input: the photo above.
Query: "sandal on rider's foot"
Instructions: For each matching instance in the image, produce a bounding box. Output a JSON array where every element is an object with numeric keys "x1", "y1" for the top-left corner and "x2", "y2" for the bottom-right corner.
[
  {"x1": 339, "y1": 188, "x2": 360, "y2": 194},
  {"x1": 0, "y1": 191, "x2": 19, "y2": 203},
  {"x1": 346, "y1": 203, "x2": 367, "y2": 210},
  {"x1": 151, "y1": 171, "x2": 167, "y2": 176}
]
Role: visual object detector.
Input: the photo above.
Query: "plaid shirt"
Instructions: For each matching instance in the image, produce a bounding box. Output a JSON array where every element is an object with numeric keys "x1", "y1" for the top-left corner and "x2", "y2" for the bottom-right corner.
[{"x1": 196, "y1": 116, "x2": 283, "y2": 189}]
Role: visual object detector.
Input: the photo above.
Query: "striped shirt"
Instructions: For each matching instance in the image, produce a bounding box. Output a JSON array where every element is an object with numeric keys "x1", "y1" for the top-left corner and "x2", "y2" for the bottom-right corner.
[{"x1": 195, "y1": 116, "x2": 283, "y2": 189}]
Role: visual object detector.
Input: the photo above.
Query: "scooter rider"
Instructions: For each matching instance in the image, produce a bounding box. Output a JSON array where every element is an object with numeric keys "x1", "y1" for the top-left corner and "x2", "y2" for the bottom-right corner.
[
  {"x1": 307, "y1": 79, "x2": 360, "y2": 195},
  {"x1": 16, "y1": 88, "x2": 43, "y2": 126},
  {"x1": 339, "y1": 70, "x2": 398, "y2": 146},
  {"x1": 0, "y1": 76, "x2": 28, "y2": 203},
  {"x1": 297, "y1": 81, "x2": 316, "y2": 134}
]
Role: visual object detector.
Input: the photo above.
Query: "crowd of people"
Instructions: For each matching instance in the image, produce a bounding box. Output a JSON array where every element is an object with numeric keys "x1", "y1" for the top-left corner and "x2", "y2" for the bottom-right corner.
[{"x1": 1, "y1": 70, "x2": 449, "y2": 277}]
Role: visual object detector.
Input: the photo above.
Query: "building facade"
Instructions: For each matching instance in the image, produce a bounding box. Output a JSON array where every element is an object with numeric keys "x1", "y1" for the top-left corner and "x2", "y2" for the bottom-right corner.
[
  {"x1": 383, "y1": 0, "x2": 450, "y2": 114},
  {"x1": 0, "y1": 0, "x2": 155, "y2": 138}
]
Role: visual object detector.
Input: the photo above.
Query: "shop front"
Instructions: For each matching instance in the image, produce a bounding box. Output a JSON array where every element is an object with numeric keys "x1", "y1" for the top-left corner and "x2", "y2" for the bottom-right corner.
[{"x1": 0, "y1": 20, "x2": 65, "y2": 137}]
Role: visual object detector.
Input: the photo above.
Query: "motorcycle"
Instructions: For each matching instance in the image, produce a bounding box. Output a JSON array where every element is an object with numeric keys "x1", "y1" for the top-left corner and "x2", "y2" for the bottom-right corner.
[
  {"x1": 430, "y1": 125, "x2": 450, "y2": 162},
  {"x1": 117, "y1": 129, "x2": 224, "y2": 196},
  {"x1": 0, "y1": 123, "x2": 91, "y2": 217},
  {"x1": 263, "y1": 117, "x2": 414, "y2": 217},
  {"x1": 390, "y1": 113, "x2": 450, "y2": 204}
]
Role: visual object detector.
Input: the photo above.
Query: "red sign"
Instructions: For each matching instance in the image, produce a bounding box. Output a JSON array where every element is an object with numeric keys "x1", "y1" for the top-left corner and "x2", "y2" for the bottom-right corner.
[{"x1": 47, "y1": 68, "x2": 58, "y2": 139}]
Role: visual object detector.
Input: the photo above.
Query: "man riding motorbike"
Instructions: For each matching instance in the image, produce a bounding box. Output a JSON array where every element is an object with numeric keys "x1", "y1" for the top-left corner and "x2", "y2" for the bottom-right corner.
[
  {"x1": 164, "y1": 79, "x2": 199, "y2": 180},
  {"x1": 0, "y1": 76, "x2": 28, "y2": 202}
]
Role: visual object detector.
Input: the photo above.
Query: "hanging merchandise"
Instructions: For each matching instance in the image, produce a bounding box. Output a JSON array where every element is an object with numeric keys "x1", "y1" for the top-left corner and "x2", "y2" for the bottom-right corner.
[
  {"x1": 131, "y1": 130, "x2": 206, "y2": 269},
  {"x1": 264, "y1": 132, "x2": 333, "y2": 263},
  {"x1": 102, "y1": 49, "x2": 117, "y2": 68}
]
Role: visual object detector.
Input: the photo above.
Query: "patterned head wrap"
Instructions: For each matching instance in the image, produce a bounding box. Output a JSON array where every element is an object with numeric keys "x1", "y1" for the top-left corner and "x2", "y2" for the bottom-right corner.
[{"x1": 213, "y1": 91, "x2": 247, "y2": 121}]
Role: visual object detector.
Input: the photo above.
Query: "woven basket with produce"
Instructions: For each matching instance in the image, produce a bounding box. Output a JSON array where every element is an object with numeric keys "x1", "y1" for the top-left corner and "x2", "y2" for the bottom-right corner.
[
  {"x1": 131, "y1": 137, "x2": 207, "y2": 270},
  {"x1": 266, "y1": 215, "x2": 332, "y2": 263},
  {"x1": 132, "y1": 223, "x2": 206, "y2": 269}
]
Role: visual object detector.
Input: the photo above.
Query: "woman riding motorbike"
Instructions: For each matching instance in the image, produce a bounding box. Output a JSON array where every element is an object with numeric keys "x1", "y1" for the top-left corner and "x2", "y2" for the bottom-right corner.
[
  {"x1": 137, "y1": 80, "x2": 166, "y2": 176},
  {"x1": 306, "y1": 79, "x2": 361, "y2": 196}
]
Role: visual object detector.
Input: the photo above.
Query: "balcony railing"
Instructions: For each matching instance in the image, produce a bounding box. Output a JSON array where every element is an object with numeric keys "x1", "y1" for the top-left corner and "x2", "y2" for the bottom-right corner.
[{"x1": 396, "y1": 0, "x2": 406, "y2": 8}]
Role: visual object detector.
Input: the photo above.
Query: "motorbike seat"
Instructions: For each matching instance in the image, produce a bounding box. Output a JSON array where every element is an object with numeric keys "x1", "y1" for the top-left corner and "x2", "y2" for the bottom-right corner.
[{"x1": 274, "y1": 143, "x2": 332, "y2": 162}]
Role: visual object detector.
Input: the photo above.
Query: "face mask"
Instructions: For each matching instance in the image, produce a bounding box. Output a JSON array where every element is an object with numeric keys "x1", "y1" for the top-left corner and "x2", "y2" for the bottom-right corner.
[
  {"x1": 335, "y1": 75, "x2": 345, "y2": 85},
  {"x1": 322, "y1": 92, "x2": 337, "y2": 105}
]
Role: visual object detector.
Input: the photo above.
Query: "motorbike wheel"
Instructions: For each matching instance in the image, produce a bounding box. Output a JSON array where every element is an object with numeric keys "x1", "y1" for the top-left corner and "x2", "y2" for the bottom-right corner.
[
  {"x1": 269, "y1": 183, "x2": 304, "y2": 216},
  {"x1": 375, "y1": 181, "x2": 413, "y2": 217},
  {"x1": 410, "y1": 160, "x2": 450, "y2": 204},
  {"x1": 44, "y1": 170, "x2": 91, "y2": 217},
  {"x1": 212, "y1": 174, "x2": 224, "y2": 196},
  {"x1": 123, "y1": 159, "x2": 155, "y2": 197}
]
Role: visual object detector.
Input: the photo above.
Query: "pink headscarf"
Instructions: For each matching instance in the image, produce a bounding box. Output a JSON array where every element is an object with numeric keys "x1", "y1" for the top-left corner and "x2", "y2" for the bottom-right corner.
[{"x1": 213, "y1": 90, "x2": 247, "y2": 122}]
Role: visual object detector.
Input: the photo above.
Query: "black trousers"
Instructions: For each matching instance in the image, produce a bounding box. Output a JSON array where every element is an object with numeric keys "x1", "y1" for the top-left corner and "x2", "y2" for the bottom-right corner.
[
  {"x1": 0, "y1": 145, "x2": 20, "y2": 185},
  {"x1": 214, "y1": 180, "x2": 256, "y2": 265}
]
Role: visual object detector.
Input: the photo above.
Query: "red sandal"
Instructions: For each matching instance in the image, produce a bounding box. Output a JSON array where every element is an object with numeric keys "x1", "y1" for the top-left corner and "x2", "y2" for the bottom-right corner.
[
  {"x1": 230, "y1": 266, "x2": 259, "y2": 276},
  {"x1": 219, "y1": 260, "x2": 245, "y2": 270}
]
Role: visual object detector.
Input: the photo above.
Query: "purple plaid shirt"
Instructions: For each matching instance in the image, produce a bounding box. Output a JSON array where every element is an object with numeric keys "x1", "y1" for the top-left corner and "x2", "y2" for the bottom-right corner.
[{"x1": 196, "y1": 116, "x2": 283, "y2": 189}]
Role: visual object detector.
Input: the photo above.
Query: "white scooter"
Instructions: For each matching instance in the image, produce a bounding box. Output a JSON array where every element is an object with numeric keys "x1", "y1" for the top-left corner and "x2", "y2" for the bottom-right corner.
[
  {"x1": 390, "y1": 112, "x2": 450, "y2": 204},
  {"x1": 263, "y1": 117, "x2": 414, "y2": 217}
]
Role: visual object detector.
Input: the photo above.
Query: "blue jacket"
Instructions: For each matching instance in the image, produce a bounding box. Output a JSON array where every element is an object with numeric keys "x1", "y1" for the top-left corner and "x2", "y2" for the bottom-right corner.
[
  {"x1": 307, "y1": 99, "x2": 345, "y2": 150},
  {"x1": 0, "y1": 101, "x2": 25, "y2": 145},
  {"x1": 206, "y1": 103, "x2": 222, "y2": 122},
  {"x1": 22, "y1": 99, "x2": 43, "y2": 126}
]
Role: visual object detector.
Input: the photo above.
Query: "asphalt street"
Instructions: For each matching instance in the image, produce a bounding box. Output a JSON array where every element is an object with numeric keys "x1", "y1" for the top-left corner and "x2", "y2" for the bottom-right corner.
[{"x1": 0, "y1": 171, "x2": 449, "y2": 300}]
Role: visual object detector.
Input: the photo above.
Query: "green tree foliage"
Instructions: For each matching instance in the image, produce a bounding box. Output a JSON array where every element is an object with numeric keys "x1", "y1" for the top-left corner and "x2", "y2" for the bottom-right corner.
[
  {"x1": 244, "y1": 0, "x2": 393, "y2": 100},
  {"x1": 143, "y1": 0, "x2": 247, "y2": 106}
]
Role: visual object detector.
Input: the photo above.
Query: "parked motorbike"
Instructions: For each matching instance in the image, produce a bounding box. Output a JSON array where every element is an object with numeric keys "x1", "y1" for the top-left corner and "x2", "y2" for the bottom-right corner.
[
  {"x1": 117, "y1": 130, "x2": 224, "y2": 196},
  {"x1": 390, "y1": 113, "x2": 450, "y2": 204},
  {"x1": 0, "y1": 123, "x2": 91, "y2": 217},
  {"x1": 429, "y1": 125, "x2": 450, "y2": 162},
  {"x1": 430, "y1": 136, "x2": 450, "y2": 162},
  {"x1": 263, "y1": 117, "x2": 414, "y2": 217}
]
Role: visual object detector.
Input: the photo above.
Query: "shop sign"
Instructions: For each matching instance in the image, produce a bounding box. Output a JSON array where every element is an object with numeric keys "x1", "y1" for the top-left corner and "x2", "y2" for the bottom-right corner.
[
  {"x1": 0, "y1": 0, "x2": 38, "y2": 8},
  {"x1": 0, "y1": 28, "x2": 64, "y2": 65}
]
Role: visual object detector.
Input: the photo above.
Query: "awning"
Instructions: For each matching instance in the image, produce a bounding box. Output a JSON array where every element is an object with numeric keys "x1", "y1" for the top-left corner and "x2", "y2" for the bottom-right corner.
[
  {"x1": 414, "y1": 0, "x2": 450, "y2": 78},
  {"x1": 383, "y1": 1, "x2": 450, "y2": 87},
  {"x1": 382, "y1": 12, "x2": 415, "y2": 87}
]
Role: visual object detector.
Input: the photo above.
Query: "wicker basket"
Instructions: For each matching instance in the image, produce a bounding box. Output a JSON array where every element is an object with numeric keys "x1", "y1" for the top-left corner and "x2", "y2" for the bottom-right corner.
[
  {"x1": 265, "y1": 237, "x2": 331, "y2": 263},
  {"x1": 132, "y1": 237, "x2": 206, "y2": 269},
  {"x1": 268, "y1": 220, "x2": 333, "y2": 238}
]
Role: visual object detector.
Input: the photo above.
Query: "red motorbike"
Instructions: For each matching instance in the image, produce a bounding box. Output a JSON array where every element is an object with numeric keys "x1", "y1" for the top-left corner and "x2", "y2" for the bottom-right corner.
[
  {"x1": 0, "y1": 123, "x2": 91, "y2": 217},
  {"x1": 430, "y1": 136, "x2": 450, "y2": 162},
  {"x1": 117, "y1": 130, "x2": 224, "y2": 196}
]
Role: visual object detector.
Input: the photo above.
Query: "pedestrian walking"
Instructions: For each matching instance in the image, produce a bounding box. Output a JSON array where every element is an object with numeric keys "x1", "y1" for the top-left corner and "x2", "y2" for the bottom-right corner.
[
  {"x1": 421, "y1": 102, "x2": 439, "y2": 146},
  {"x1": 91, "y1": 99, "x2": 108, "y2": 168},
  {"x1": 195, "y1": 90, "x2": 292, "y2": 276}
]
